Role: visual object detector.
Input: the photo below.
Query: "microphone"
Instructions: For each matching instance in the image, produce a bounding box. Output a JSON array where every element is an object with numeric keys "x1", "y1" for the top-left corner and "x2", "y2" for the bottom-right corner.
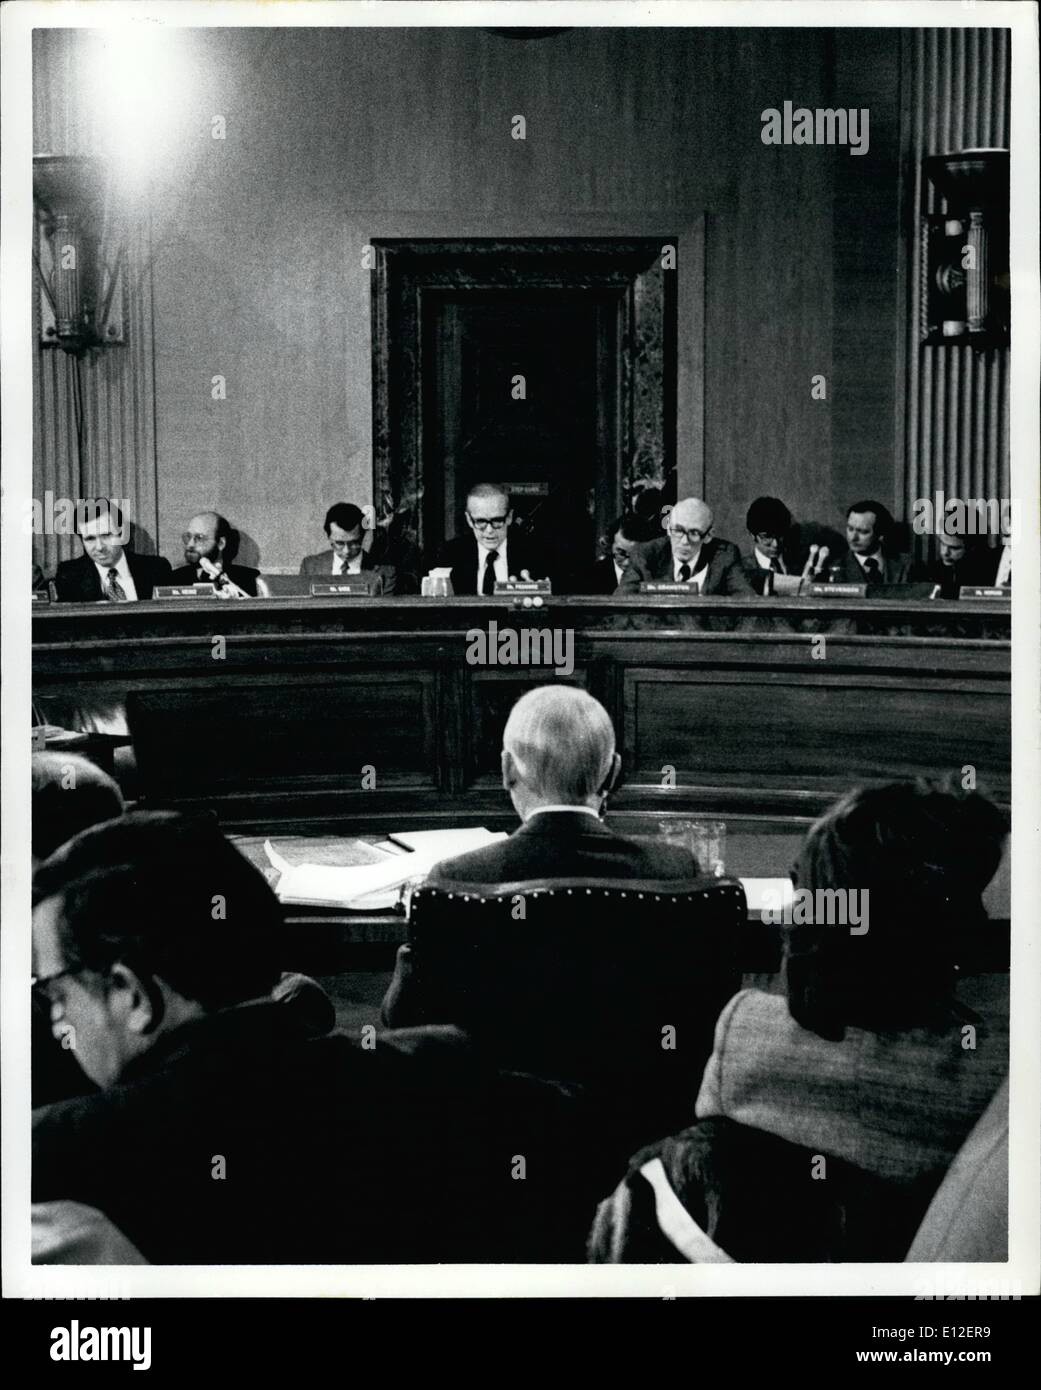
[
  {"x1": 799, "y1": 545, "x2": 831, "y2": 591},
  {"x1": 198, "y1": 555, "x2": 249, "y2": 599}
]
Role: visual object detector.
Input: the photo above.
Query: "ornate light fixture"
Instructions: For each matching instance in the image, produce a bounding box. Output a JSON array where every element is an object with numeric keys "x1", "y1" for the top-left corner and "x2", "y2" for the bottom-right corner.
[{"x1": 33, "y1": 154, "x2": 126, "y2": 356}]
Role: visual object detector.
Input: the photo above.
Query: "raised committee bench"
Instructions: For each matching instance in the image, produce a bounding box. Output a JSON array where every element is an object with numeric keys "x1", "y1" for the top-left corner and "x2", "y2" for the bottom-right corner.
[{"x1": 33, "y1": 594, "x2": 1011, "y2": 840}]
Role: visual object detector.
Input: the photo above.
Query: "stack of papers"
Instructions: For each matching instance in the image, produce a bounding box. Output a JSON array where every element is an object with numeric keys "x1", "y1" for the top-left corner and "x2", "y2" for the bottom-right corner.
[{"x1": 265, "y1": 827, "x2": 507, "y2": 910}]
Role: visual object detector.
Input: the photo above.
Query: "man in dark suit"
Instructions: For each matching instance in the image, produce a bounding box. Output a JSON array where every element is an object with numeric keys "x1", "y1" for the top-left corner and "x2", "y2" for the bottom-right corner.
[
  {"x1": 434, "y1": 483, "x2": 552, "y2": 595},
  {"x1": 615, "y1": 497, "x2": 756, "y2": 596},
  {"x1": 577, "y1": 513, "x2": 645, "y2": 594},
  {"x1": 299, "y1": 502, "x2": 397, "y2": 593},
  {"x1": 832, "y1": 500, "x2": 912, "y2": 586},
  {"x1": 915, "y1": 524, "x2": 1000, "y2": 598},
  {"x1": 54, "y1": 501, "x2": 172, "y2": 602},
  {"x1": 741, "y1": 496, "x2": 802, "y2": 595},
  {"x1": 168, "y1": 511, "x2": 260, "y2": 596},
  {"x1": 32, "y1": 811, "x2": 606, "y2": 1263},
  {"x1": 382, "y1": 685, "x2": 697, "y2": 1026}
]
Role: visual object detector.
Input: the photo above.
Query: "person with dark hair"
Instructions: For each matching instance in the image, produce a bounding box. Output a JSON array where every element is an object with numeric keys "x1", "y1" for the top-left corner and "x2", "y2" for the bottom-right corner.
[
  {"x1": 298, "y1": 502, "x2": 396, "y2": 592},
  {"x1": 578, "y1": 514, "x2": 647, "y2": 594},
  {"x1": 54, "y1": 501, "x2": 172, "y2": 602},
  {"x1": 832, "y1": 499, "x2": 911, "y2": 586},
  {"x1": 589, "y1": 779, "x2": 1009, "y2": 1263},
  {"x1": 169, "y1": 511, "x2": 260, "y2": 596},
  {"x1": 32, "y1": 811, "x2": 605, "y2": 1262},
  {"x1": 741, "y1": 496, "x2": 798, "y2": 595},
  {"x1": 32, "y1": 752, "x2": 124, "y2": 868},
  {"x1": 915, "y1": 522, "x2": 998, "y2": 599}
]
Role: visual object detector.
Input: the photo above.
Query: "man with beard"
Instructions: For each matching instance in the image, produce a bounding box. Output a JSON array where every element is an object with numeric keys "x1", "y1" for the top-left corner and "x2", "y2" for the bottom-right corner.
[{"x1": 168, "y1": 511, "x2": 260, "y2": 597}]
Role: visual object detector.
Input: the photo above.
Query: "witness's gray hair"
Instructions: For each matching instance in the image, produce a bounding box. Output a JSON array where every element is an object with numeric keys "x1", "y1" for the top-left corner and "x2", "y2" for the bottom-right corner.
[{"x1": 503, "y1": 685, "x2": 616, "y2": 804}]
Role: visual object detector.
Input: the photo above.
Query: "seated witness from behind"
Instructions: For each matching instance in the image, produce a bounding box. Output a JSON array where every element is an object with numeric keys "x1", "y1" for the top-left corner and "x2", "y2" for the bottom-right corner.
[
  {"x1": 832, "y1": 500, "x2": 911, "y2": 586},
  {"x1": 54, "y1": 502, "x2": 172, "y2": 603},
  {"x1": 589, "y1": 779, "x2": 1009, "y2": 1263},
  {"x1": 435, "y1": 483, "x2": 553, "y2": 595},
  {"x1": 32, "y1": 811, "x2": 603, "y2": 1263},
  {"x1": 741, "y1": 496, "x2": 799, "y2": 595},
  {"x1": 916, "y1": 523, "x2": 998, "y2": 599},
  {"x1": 299, "y1": 502, "x2": 397, "y2": 593},
  {"x1": 382, "y1": 684, "x2": 698, "y2": 1028},
  {"x1": 579, "y1": 513, "x2": 645, "y2": 594},
  {"x1": 615, "y1": 497, "x2": 755, "y2": 596},
  {"x1": 168, "y1": 511, "x2": 259, "y2": 597}
]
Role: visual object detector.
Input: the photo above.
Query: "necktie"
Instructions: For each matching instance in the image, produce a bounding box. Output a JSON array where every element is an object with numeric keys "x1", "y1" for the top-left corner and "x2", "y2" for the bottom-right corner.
[
  {"x1": 482, "y1": 550, "x2": 499, "y2": 595},
  {"x1": 863, "y1": 557, "x2": 881, "y2": 584},
  {"x1": 769, "y1": 558, "x2": 781, "y2": 573},
  {"x1": 106, "y1": 567, "x2": 127, "y2": 602},
  {"x1": 679, "y1": 564, "x2": 692, "y2": 582}
]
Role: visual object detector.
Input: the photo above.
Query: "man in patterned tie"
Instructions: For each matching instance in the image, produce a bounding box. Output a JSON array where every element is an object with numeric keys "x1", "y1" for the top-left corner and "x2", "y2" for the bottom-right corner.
[
  {"x1": 54, "y1": 502, "x2": 172, "y2": 603},
  {"x1": 830, "y1": 500, "x2": 911, "y2": 587}
]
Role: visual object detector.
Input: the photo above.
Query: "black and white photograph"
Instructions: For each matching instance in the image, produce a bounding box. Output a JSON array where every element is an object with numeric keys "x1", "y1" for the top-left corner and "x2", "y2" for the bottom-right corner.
[{"x1": 2, "y1": 0, "x2": 1038, "y2": 1359}]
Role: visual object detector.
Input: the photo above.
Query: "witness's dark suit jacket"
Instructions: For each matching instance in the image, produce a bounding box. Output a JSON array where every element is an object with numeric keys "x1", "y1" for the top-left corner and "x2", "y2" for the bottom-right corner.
[
  {"x1": 831, "y1": 550, "x2": 912, "y2": 587},
  {"x1": 382, "y1": 810, "x2": 697, "y2": 1029},
  {"x1": 434, "y1": 532, "x2": 553, "y2": 595},
  {"x1": 616, "y1": 535, "x2": 756, "y2": 596},
  {"x1": 54, "y1": 551, "x2": 172, "y2": 602},
  {"x1": 298, "y1": 549, "x2": 397, "y2": 593},
  {"x1": 169, "y1": 562, "x2": 261, "y2": 596}
]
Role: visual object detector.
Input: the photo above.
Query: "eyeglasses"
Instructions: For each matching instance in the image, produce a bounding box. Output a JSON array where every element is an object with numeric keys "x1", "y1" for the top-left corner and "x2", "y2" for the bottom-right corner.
[
  {"x1": 668, "y1": 526, "x2": 711, "y2": 544},
  {"x1": 468, "y1": 515, "x2": 509, "y2": 531},
  {"x1": 611, "y1": 546, "x2": 634, "y2": 562},
  {"x1": 181, "y1": 532, "x2": 212, "y2": 546}
]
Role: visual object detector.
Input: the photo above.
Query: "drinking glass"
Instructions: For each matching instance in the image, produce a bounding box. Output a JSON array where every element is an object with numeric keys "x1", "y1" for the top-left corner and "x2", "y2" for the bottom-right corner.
[{"x1": 657, "y1": 819, "x2": 726, "y2": 877}]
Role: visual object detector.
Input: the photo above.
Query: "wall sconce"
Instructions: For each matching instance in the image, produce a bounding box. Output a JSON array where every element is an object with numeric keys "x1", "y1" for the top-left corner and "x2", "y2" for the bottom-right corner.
[
  {"x1": 920, "y1": 149, "x2": 1009, "y2": 347},
  {"x1": 33, "y1": 155, "x2": 126, "y2": 356}
]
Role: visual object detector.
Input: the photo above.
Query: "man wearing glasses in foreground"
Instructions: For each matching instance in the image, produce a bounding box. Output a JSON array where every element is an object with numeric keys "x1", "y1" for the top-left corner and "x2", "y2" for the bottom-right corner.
[
  {"x1": 434, "y1": 482, "x2": 553, "y2": 595},
  {"x1": 615, "y1": 496, "x2": 756, "y2": 596}
]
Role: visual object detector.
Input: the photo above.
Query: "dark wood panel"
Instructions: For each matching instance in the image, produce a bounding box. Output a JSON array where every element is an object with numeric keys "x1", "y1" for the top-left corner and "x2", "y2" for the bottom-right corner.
[{"x1": 624, "y1": 669, "x2": 1010, "y2": 801}]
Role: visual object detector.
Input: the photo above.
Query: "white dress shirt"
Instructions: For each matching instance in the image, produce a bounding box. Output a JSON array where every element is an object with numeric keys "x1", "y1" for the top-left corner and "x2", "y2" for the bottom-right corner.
[
  {"x1": 524, "y1": 804, "x2": 600, "y2": 822},
  {"x1": 755, "y1": 547, "x2": 785, "y2": 574},
  {"x1": 613, "y1": 561, "x2": 626, "y2": 586},
  {"x1": 477, "y1": 541, "x2": 510, "y2": 591},
  {"x1": 332, "y1": 553, "x2": 363, "y2": 576},
  {"x1": 92, "y1": 552, "x2": 138, "y2": 601},
  {"x1": 993, "y1": 544, "x2": 1012, "y2": 587},
  {"x1": 674, "y1": 548, "x2": 708, "y2": 592}
]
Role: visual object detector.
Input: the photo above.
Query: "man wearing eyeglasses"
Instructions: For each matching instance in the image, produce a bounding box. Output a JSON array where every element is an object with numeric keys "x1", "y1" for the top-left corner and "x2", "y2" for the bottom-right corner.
[
  {"x1": 299, "y1": 502, "x2": 397, "y2": 593},
  {"x1": 579, "y1": 513, "x2": 646, "y2": 594},
  {"x1": 615, "y1": 497, "x2": 756, "y2": 597},
  {"x1": 168, "y1": 511, "x2": 260, "y2": 596},
  {"x1": 434, "y1": 483, "x2": 552, "y2": 595}
]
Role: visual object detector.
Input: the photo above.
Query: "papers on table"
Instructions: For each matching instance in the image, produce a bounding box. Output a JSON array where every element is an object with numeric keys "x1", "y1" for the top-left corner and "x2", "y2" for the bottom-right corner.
[
  {"x1": 739, "y1": 877, "x2": 795, "y2": 916},
  {"x1": 264, "y1": 827, "x2": 507, "y2": 910}
]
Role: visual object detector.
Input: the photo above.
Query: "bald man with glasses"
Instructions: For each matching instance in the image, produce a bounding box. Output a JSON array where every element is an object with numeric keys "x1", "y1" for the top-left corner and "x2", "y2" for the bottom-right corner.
[
  {"x1": 615, "y1": 497, "x2": 755, "y2": 597},
  {"x1": 434, "y1": 483, "x2": 553, "y2": 595}
]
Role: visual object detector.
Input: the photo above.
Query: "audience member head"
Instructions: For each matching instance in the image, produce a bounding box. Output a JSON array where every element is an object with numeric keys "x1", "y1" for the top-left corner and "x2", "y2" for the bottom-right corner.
[
  {"x1": 845, "y1": 500, "x2": 893, "y2": 558},
  {"x1": 746, "y1": 497, "x2": 792, "y2": 563},
  {"x1": 32, "y1": 811, "x2": 284, "y2": 1087},
  {"x1": 606, "y1": 513, "x2": 644, "y2": 569},
  {"x1": 501, "y1": 685, "x2": 620, "y2": 820},
  {"x1": 323, "y1": 502, "x2": 367, "y2": 562},
  {"x1": 32, "y1": 752, "x2": 124, "y2": 867},
  {"x1": 784, "y1": 779, "x2": 1007, "y2": 1040},
  {"x1": 182, "y1": 511, "x2": 232, "y2": 569},
  {"x1": 76, "y1": 502, "x2": 129, "y2": 569},
  {"x1": 664, "y1": 498, "x2": 714, "y2": 567},
  {"x1": 465, "y1": 483, "x2": 512, "y2": 553}
]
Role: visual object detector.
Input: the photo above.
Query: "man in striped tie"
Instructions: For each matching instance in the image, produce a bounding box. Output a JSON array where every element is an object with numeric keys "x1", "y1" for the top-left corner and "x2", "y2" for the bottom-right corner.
[{"x1": 54, "y1": 502, "x2": 172, "y2": 603}]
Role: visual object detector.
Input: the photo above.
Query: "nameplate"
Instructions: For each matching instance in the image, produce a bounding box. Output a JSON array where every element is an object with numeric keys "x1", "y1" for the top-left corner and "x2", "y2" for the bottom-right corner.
[
  {"x1": 806, "y1": 582, "x2": 867, "y2": 597},
  {"x1": 31, "y1": 591, "x2": 50, "y2": 605},
  {"x1": 310, "y1": 579, "x2": 373, "y2": 597},
  {"x1": 959, "y1": 585, "x2": 1011, "y2": 601},
  {"x1": 493, "y1": 579, "x2": 552, "y2": 595},
  {"x1": 154, "y1": 583, "x2": 217, "y2": 600},
  {"x1": 641, "y1": 582, "x2": 700, "y2": 594}
]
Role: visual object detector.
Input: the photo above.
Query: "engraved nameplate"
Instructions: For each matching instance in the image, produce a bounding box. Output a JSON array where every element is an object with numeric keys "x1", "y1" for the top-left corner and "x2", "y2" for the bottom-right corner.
[
  {"x1": 154, "y1": 583, "x2": 217, "y2": 599},
  {"x1": 959, "y1": 585, "x2": 1011, "y2": 600},
  {"x1": 310, "y1": 579, "x2": 374, "y2": 597},
  {"x1": 493, "y1": 579, "x2": 552, "y2": 595},
  {"x1": 806, "y1": 583, "x2": 868, "y2": 597}
]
